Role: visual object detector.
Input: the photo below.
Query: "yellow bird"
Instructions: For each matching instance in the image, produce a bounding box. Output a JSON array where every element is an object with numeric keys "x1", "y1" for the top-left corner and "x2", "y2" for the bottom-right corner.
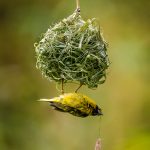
[{"x1": 39, "y1": 93, "x2": 102, "y2": 117}]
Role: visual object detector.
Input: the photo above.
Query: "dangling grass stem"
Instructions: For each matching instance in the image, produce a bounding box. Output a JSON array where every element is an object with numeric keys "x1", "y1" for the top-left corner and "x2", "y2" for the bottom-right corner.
[{"x1": 75, "y1": 83, "x2": 83, "y2": 93}]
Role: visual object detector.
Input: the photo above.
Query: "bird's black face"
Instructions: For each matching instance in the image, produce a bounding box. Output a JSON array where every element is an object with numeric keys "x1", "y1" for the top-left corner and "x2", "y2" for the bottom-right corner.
[{"x1": 92, "y1": 106, "x2": 103, "y2": 116}]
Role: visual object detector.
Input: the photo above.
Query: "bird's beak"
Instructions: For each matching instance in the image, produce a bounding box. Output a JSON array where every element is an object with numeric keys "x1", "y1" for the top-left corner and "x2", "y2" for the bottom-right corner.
[{"x1": 98, "y1": 109, "x2": 103, "y2": 115}]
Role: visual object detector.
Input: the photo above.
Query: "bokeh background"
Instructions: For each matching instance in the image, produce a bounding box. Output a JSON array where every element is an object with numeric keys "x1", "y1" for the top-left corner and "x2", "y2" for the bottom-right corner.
[{"x1": 0, "y1": 0, "x2": 150, "y2": 150}]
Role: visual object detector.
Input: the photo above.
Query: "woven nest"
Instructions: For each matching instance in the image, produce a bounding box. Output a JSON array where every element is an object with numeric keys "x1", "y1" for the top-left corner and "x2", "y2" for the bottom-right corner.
[{"x1": 35, "y1": 10, "x2": 109, "y2": 88}]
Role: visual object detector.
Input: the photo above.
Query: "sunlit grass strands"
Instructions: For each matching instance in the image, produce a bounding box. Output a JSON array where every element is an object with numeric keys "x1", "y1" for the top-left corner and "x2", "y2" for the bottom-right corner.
[{"x1": 35, "y1": 11, "x2": 109, "y2": 88}]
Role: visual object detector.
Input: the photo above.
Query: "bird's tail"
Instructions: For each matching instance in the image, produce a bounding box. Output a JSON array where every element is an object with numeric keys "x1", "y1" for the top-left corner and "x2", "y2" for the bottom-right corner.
[{"x1": 38, "y1": 99, "x2": 53, "y2": 102}]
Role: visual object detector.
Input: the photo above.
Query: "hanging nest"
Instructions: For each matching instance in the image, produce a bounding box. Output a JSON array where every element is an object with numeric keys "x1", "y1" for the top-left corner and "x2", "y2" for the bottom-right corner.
[{"x1": 35, "y1": 10, "x2": 109, "y2": 88}]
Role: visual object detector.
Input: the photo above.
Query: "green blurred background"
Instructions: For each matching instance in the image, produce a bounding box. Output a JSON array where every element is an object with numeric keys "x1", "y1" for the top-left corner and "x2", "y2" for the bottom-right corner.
[{"x1": 0, "y1": 0, "x2": 150, "y2": 150}]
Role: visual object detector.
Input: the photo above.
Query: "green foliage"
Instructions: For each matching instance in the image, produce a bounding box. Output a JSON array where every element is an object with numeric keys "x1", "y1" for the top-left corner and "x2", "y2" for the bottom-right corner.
[{"x1": 35, "y1": 10, "x2": 109, "y2": 88}]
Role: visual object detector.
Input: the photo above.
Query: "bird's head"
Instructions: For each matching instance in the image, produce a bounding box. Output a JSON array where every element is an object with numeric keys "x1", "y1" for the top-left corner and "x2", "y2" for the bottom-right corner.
[{"x1": 92, "y1": 105, "x2": 103, "y2": 116}]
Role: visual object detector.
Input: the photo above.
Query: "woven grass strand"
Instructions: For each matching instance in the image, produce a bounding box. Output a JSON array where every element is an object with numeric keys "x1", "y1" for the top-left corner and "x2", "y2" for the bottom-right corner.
[{"x1": 35, "y1": 11, "x2": 109, "y2": 88}]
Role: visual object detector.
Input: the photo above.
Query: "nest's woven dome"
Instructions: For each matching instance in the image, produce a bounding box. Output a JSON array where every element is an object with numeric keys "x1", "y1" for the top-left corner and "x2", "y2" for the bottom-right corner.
[{"x1": 35, "y1": 11, "x2": 109, "y2": 88}]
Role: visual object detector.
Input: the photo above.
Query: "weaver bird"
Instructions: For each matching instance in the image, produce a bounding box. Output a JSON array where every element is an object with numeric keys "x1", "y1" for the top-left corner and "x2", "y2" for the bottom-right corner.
[{"x1": 39, "y1": 93, "x2": 102, "y2": 117}]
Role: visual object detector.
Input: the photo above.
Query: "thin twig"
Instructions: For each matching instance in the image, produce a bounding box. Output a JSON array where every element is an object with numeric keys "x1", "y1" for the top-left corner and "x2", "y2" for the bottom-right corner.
[{"x1": 75, "y1": 83, "x2": 83, "y2": 93}]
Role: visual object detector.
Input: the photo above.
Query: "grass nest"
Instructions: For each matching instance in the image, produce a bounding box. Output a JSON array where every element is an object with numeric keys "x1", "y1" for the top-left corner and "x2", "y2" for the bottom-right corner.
[{"x1": 35, "y1": 10, "x2": 110, "y2": 88}]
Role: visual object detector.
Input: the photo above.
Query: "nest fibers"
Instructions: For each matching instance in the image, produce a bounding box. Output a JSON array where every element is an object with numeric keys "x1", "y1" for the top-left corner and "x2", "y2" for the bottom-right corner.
[{"x1": 35, "y1": 10, "x2": 110, "y2": 88}]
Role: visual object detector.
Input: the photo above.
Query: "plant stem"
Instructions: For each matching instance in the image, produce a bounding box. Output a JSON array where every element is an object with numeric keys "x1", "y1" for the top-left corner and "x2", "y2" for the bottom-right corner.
[
  {"x1": 61, "y1": 79, "x2": 64, "y2": 94},
  {"x1": 76, "y1": 0, "x2": 80, "y2": 12}
]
